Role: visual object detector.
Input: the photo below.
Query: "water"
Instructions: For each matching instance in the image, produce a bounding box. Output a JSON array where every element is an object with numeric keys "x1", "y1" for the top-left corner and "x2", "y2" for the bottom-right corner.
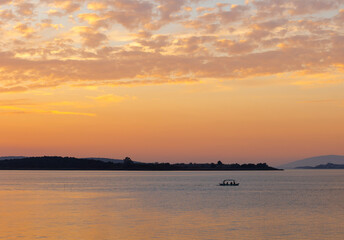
[{"x1": 0, "y1": 170, "x2": 343, "y2": 240}]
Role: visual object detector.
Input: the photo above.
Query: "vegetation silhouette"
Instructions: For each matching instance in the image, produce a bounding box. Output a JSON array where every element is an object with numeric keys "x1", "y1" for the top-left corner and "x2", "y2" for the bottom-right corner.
[{"x1": 0, "y1": 156, "x2": 281, "y2": 170}]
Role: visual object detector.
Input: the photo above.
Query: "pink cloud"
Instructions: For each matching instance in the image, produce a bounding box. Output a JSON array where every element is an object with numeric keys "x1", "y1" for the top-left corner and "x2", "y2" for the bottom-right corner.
[
  {"x1": 215, "y1": 39, "x2": 257, "y2": 55},
  {"x1": 1, "y1": 0, "x2": 344, "y2": 92},
  {"x1": 79, "y1": 29, "x2": 108, "y2": 48},
  {"x1": 0, "y1": 9, "x2": 16, "y2": 21},
  {"x1": 253, "y1": 0, "x2": 342, "y2": 19},
  {"x1": 15, "y1": 2, "x2": 36, "y2": 16},
  {"x1": 0, "y1": 0, "x2": 11, "y2": 5},
  {"x1": 107, "y1": 0, "x2": 154, "y2": 29}
]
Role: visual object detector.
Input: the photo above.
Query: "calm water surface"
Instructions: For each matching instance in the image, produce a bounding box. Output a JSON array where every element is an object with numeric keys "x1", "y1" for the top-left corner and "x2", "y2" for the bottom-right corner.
[{"x1": 0, "y1": 170, "x2": 343, "y2": 240}]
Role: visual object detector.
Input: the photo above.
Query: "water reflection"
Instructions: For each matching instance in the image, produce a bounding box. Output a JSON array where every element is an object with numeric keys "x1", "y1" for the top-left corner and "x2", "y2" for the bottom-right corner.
[{"x1": 0, "y1": 170, "x2": 343, "y2": 239}]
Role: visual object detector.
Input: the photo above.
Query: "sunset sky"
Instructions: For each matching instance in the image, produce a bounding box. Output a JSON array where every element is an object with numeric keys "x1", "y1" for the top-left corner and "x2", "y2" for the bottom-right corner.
[{"x1": 1, "y1": 0, "x2": 344, "y2": 165}]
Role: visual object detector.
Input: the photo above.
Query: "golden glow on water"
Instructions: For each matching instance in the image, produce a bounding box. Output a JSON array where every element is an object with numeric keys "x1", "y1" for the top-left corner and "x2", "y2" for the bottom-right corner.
[{"x1": 0, "y1": 171, "x2": 343, "y2": 240}]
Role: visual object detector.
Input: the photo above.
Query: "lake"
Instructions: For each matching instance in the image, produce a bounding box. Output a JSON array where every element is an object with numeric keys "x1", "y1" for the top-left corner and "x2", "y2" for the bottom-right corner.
[{"x1": 0, "y1": 170, "x2": 343, "y2": 240}]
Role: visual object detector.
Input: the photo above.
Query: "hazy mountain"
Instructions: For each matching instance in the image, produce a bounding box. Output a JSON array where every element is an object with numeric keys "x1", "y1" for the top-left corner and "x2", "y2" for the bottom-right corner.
[
  {"x1": 297, "y1": 163, "x2": 344, "y2": 169},
  {"x1": 279, "y1": 155, "x2": 344, "y2": 169}
]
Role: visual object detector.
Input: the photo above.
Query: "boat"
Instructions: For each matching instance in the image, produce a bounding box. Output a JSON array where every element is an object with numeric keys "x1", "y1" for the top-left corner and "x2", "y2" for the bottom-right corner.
[{"x1": 219, "y1": 179, "x2": 239, "y2": 186}]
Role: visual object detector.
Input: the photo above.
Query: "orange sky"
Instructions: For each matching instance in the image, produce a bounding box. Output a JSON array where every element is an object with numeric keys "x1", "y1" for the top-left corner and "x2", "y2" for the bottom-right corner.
[{"x1": 1, "y1": 0, "x2": 344, "y2": 165}]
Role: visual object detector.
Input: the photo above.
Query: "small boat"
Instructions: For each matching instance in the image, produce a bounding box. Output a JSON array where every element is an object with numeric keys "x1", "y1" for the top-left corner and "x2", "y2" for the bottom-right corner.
[{"x1": 219, "y1": 179, "x2": 239, "y2": 186}]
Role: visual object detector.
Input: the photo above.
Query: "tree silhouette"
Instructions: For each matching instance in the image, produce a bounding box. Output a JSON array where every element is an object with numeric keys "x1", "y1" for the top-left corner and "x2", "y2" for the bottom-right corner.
[{"x1": 123, "y1": 157, "x2": 133, "y2": 165}]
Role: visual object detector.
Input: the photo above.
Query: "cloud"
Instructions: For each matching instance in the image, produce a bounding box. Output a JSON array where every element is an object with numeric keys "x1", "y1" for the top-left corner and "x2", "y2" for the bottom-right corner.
[
  {"x1": 0, "y1": 86, "x2": 29, "y2": 93},
  {"x1": 334, "y1": 9, "x2": 344, "y2": 23},
  {"x1": 137, "y1": 34, "x2": 170, "y2": 52},
  {"x1": 14, "y1": 23, "x2": 36, "y2": 38},
  {"x1": 0, "y1": 105, "x2": 95, "y2": 116},
  {"x1": 15, "y1": 2, "x2": 35, "y2": 17},
  {"x1": 155, "y1": 0, "x2": 186, "y2": 24},
  {"x1": 196, "y1": 7, "x2": 215, "y2": 13},
  {"x1": 252, "y1": 0, "x2": 342, "y2": 19},
  {"x1": 106, "y1": 0, "x2": 154, "y2": 30},
  {"x1": 1, "y1": 32, "x2": 343, "y2": 92},
  {"x1": 0, "y1": 99, "x2": 34, "y2": 106},
  {"x1": 215, "y1": 39, "x2": 257, "y2": 55},
  {"x1": 74, "y1": 77, "x2": 199, "y2": 88},
  {"x1": 0, "y1": 0, "x2": 11, "y2": 5},
  {"x1": 0, "y1": 9, "x2": 16, "y2": 21},
  {"x1": 48, "y1": 110, "x2": 95, "y2": 116},
  {"x1": 91, "y1": 94, "x2": 130, "y2": 103},
  {"x1": 182, "y1": 3, "x2": 250, "y2": 33},
  {"x1": 134, "y1": 30, "x2": 152, "y2": 39},
  {"x1": 218, "y1": 4, "x2": 250, "y2": 24},
  {"x1": 78, "y1": 13, "x2": 104, "y2": 25},
  {"x1": 0, "y1": 97, "x2": 95, "y2": 117},
  {"x1": 174, "y1": 36, "x2": 216, "y2": 55},
  {"x1": 51, "y1": 0, "x2": 81, "y2": 13},
  {"x1": 0, "y1": 0, "x2": 343, "y2": 92},
  {"x1": 87, "y1": 2, "x2": 108, "y2": 11},
  {"x1": 74, "y1": 26, "x2": 108, "y2": 47}
]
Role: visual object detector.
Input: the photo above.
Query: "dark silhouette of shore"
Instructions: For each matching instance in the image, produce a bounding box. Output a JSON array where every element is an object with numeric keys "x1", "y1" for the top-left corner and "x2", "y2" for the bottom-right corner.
[{"x1": 0, "y1": 156, "x2": 281, "y2": 170}]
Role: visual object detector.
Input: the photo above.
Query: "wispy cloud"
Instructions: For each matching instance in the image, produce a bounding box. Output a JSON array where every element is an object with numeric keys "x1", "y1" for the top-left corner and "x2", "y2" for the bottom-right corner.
[
  {"x1": 90, "y1": 94, "x2": 133, "y2": 103},
  {"x1": 0, "y1": 105, "x2": 96, "y2": 116},
  {"x1": 0, "y1": 99, "x2": 96, "y2": 116}
]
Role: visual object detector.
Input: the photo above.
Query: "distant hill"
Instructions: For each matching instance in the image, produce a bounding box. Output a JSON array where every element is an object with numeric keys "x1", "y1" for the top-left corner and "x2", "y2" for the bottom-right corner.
[
  {"x1": 279, "y1": 155, "x2": 344, "y2": 169},
  {"x1": 297, "y1": 163, "x2": 344, "y2": 169}
]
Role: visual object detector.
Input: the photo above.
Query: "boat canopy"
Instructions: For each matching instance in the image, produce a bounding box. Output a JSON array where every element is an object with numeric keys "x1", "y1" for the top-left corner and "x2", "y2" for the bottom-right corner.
[
  {"x1": 222, "y1": 179, "x2": 236, "y2": 182},
  {"x1": 219, "y1": 179, "x2": 239, "y2": 186}
]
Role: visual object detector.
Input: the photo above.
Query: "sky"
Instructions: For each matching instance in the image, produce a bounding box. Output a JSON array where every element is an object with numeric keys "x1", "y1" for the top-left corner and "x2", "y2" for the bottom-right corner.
[{"x1": 0, "y1": 0, "x2": 344, "y2": 165}]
